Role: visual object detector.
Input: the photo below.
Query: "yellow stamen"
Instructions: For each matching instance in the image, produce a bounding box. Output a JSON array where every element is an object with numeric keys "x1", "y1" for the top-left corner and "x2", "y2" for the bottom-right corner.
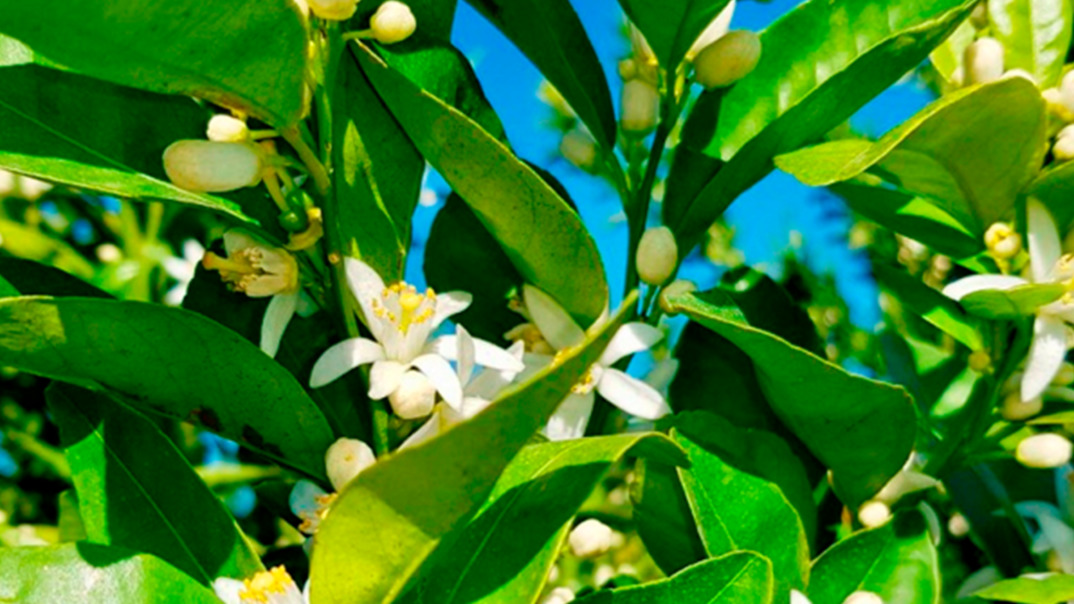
[{"x1": 239, "y1": 566, "x2": 296, "y2": 603}]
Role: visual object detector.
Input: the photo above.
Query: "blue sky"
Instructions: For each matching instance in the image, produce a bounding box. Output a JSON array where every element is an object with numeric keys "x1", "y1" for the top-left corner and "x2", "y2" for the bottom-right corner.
[{"x1": 407, "y1": 0, "x2": 939, "y2": 329}]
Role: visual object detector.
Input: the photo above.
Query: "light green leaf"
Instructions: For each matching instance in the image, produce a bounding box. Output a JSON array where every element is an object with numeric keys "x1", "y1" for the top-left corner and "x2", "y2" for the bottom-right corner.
[
  {"x1": 308, "y1": 293, "x2": 637, "y2": 604},
  {"x1": 574, "y1": 551, "x2": 775, "y2": 604},
  {"x1": 665, "y1": 0, "x2": 979, "y2": 252},
  {"x1": 975, "y1": 575, "x2": 1074, "y2": 604},
  {"x1": 960, "y1": 282, "x2": 1065, "y2": 319},
  {"x1": 617, "y1": 0, "x2": 732, "y2": 72},
  {"x1": 929, "y1": 19, "x2": 976, "y2": 84},
  {"x1": 57, "y1": 490, "x2": 86, "y2": 543},
  {"x1": 48, "y1": 383, "x2": 262, "y2": 585},
  {"x1": 0, "y1": 543, "x2": 221, "y2": 603},
  {"x1": 807, "y1": 511, "x2": 941, "y2": 604},
  {"x1": 354, "y1": 42, "x2": 608, "y2": 325},
  {"x1": 776, "y1": 77, "x2": 1046, "y2": 234},
  {"x1": 1028, "y1": 159, "x2": 1074, "y2": 232},
  {"x1": 665, "y1": 290, "x2": 916, "y2": 507},
  {"x1": 0, "y1": 296, "x2": 334, "y2": 478},
  {"x1": 989, "y1": 0, "x2": 1074, "y2": 87},
  {"x1": 1029, "y1": 411, "x2": 1074, "y2": 424},
  {"x1": 0, "y1": 0, "x2": 308, "y2": 126},
  {"x1": 873, "y1": 263, "x2": 983, "y2": 350}
]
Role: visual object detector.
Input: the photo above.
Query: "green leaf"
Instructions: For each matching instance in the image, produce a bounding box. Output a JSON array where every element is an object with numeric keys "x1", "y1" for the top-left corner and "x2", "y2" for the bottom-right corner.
[
  {"x1": 665, "y1": 0, "x2": 979, "y2": 251},
  {"x1": 632, "y1": 457, "x2": 708, "y2": 576},
  {"x1": 0, "y1": 273, "x2": 16, "y2": 297},
  {"x1": 57, "y1": 490, "x2": 86, "y2": 543},
  {"x1": 806, "y1": 511, "x2": 941, "y2": 604},
  {"x1": 0, "y1": 296, "x2": 334, "y2": 478},
  {"x1": 354, "y1": 42, "x2": 608, "y2": 325},
  {"x1": 465, "y1": 0, "x2": 617, "y2": 148},
  {"x1": 929, "y1": 19, "x2": 976, "y2": 84},
  {"x1": 975, "y1": 575, "x2": 1074, "y2": 604},
  {"x1": 574, "y1": 551, "x2": 775, "y2": 604},
  {"x1": 1028, "y1": 159, "x2": 1074, "y2": 232},
  {"x1": 960, "y1": 282, "x2": 1065, "y2": 319},
  {"x1": 1030, "y1": 411, "x2": 1074, "y2": 424},
  {"x1": 48, "y1": 383, "x2": 262, "y2": 585},
  {"x1": 0, "y1": 257, "x2": 109, "y2": 299},
  {"x1": 617, "y1": 0, "x2": 732, "y2": 72},
  {"x1": 673, "y1": 418, "x2": 810, "y2": 599},
  {"x1": 308, "y1": 293, "x2": 637, "y2": 604},
  {"x1": 665, "y1": 290, "x2": 916, "y2": 507},
  {"x1": 775, "y1": 77, "x2": 1047, "y2": 234},
  {"x1": 989, "y1": 0, "x2": 1074, "y2": 88},
  {"x1": 408, "y1": 434, "x2": 687, "y2": 604},
  {"x1": 0, "y1": 218, "x2": 95, "y2": 279},
  {"x1": 0, "y1": 543, "x2": 221, "y2": 603},
  {"x1": 873, "y1": 263, "x2": 983, "y2": 350},
  {"x1": 717, "y1": 267, "x2": 824, "y2": 357},
  {"x1": 0, "y1": 0, "x2": 308, "y2": 126}
]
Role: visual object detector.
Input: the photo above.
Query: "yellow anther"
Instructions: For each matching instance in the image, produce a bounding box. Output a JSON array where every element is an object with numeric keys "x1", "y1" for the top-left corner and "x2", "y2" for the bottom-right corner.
[
  {"x1": 400, "y1": 291, "x2": 424, "y2": 313},
  {"x1": 571, "y1": 366, "x2": 597, "y2": 394},
  {"x1": 239, "y1": 566, "x2": 296, "y2": 603}
]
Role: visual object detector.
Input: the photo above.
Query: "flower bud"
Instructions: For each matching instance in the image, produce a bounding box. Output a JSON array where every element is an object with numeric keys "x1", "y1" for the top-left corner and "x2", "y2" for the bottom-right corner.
[
  {"x1": 686, "y1": 0, "x2": 736, "y2": 61},
  {"x1": 636, "y1": 226, "x2": 678, "y2": 285},
  {"x1": 968, "y1": 349, "x2": 992, "y2": 373},
  {"x1": 1001, "y1": 392, "x2": 1042, "y2": 421},
  {"x1": 560, "y1": 128, "x2": 597, "y2": 171},
  {"x1": 1055, "y1": 130, "x2": 1074, "y2": 162},
  {"x1": 947, "y1": 512, "x2": 970, "y2": 538},
  {"x1": 163, "y1": 140, "x2": 263, "y2": 193},
  {"x1": 206, "y1": 115, "x2": 250, "y2": 143},
  {"x1": 568, "y1": 518, "x2": 614, "y2": 559},
  {"x1": 984, "y1": 222, "x2": 1022, "y2": 260},
  {"x1": 843, "y1": 592, "x2": 883, "y2": 604},
  {"x1": 389, "y1": 370, "x2": 436, "y2": 419},
  {"x1": 618, "y1": 58, "x2": 638, "y2": 81},
  {"x1": 325, "y1": 437, "x2": 376, "y2": 491},
  {"x1": 542, "y1": 587, "x2": 575, "y2": 604},
  {"x1": 970, "y1": 2, "x2": 988, "y2": 29},
  {"x1": 659, "y1": 279, "x2": 697, "y2": 314},
  {"x1": 857, "y1": 500, "x2": 891, "y2": 528},
  {"x1": 790, "y1": 591, "x2": 812, "y2": 604},
  {"x1": 1016, "y1": 433, "x2": 1073, "y2": 468},
  {"x1": 964, "y1": 37, "x2": 1004, "y2": 85},
  {"x1": 620, "y1": 79, "x2": 660, "y2": 135},
  {"x1": 307, "y1": 0, "x2": 358, "y2": 21},
  {"x1": 693, "y1": 30, "x2": 761, "y2": 90},
  {"x1": 371, "y1": 1, "x2": 417, "y2": 45},
  {"x1": 1057, "y1": 71, "x2": 1074, "y2": 120}
]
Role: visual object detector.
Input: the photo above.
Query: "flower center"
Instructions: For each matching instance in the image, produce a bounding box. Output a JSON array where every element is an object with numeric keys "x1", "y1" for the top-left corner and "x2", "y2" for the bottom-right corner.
[
  {"x1": 297, "y1": 492, "x2": 337, "y2": 535},
  {"x1": 203, "y1": 246, "x2": 296, "y2": 295},
  {"x1": 373, "y1": 282, "x2": 436, "y2": 334},
  {"x1": 571, "y1": 365, "x2": 599, "y2": 395},
  {"x1": 239, "y1": 566, "x2": 298, "y2": 603}
]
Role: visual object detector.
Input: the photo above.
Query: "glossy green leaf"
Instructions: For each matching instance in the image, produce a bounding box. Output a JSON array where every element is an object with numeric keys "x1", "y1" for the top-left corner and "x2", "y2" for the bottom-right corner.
[
  {"x1": 665, "y1": 0, "x2": 979, "y2": 251},
  {"x1": 48, "y1": 383, "x2": 262, "y2": 585},
  {"x1": 308, "y1": 293, "x2": 637, "y2": 604},
  {"x1": 465, "y1": 0, "x2": 617, "y2": 148},
  {"x1": 665, "y1": 290, "x2": 916, "y2": 507},
  {"x1": 960, "y1": 282, "x2": 1065, "y2": 319},
  {"x1": 0, "y1": 543, "x2": 221, "y2": 603},
  {"x1": 574, "y1": 551, "x2": 775, "y2": 604},
  {"x1": 0, "y1": 0, "x2": 308, "y2": 126},
  {"x1": 775, "y1": 77, "x2": 1046, "y2": 234},
  {"x1": 408, "y1": 434, "x2": 687, "y2": 604},
  {"x1": 354, "y1": 42, "x2": 608, "y2": 325},
  {"x1": 717, "y1": 267, "x2": 824, "y2": 357},
  {"x1": 0, "y1": 296, "x2": 334, "y2": 478},
  {"x1": 632, "y1": 457, "x2": 708, "y2": 576},
  {"x1": 989, "y1": 0, "x2": 1074, "y2": 87},
  {"x1": 807, "y1": 511, "x2": 941, "y2": 604},
  {"x1": 929, "y1": 19, "x2": 975, "y2": 84},
  {"x1": 0, "y1": 257, "x2": 108, "y2": 299},
  {"x1": 975, "y1": 575, "x2": 1074, "y2": 604},
  {"x1": 617, "y1": 0, "x2": 732, "y2": 72},
  {"x1": 873, "y1": 263, "x2": 983, "y2": 350},
  {"x1": 673, "y1": 419, "x2": 810, "y2": 599},
  {"x1": 1028, "y1": 159, "x2": 1074, "y2": 232}
]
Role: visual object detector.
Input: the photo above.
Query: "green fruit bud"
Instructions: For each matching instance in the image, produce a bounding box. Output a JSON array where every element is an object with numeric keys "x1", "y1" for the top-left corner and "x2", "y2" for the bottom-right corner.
[
  {"x1": 693, "y1": 30, "x2": 761, "y2": 90},
  {"x1": 371, "y1": 1, "x2": 417, "y2": 45},
  {"x1": 278, "y1": 209, "x2": 310, "y2": 233}
]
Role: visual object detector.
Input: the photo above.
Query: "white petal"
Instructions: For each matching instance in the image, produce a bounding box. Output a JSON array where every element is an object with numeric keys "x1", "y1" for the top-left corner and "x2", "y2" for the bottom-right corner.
[
  {"x1": 261, "y1": 292, "x2": 299, "y2": 358},
  {"x1": 432, "y1": 291, "x2": 473, "y2": 329},
  {"x1": 942, "y1": 274, "x2": 1027, "y2": 300},
  {"x1": 427, "y1": 334, "x2": 525, "y2": 374},
  {"x1": 455, "y1": 325, "x2": 476, "y2": 387},
  {"x1": 466, "y1": 367, "x2": 515, "y2": 401},
  {"x1": 289, "y1": 479, "x2": 328, "y2": 520},
  {"x1": 523, "y1": 284, "x2": 585, "y2": 350},
  {"x1": 344, "y1": 257, "x2": 388, "y2": 340},
  {"x1": 1029, "y1": 198, "x2": 1062, "y2": 282},
  {"x1": 1023, "y1": 315, "x2": 1070, "y2": 401},
  {"x1": 545, "y1": 392, "x2": 595, "y2": 441},
  {"x1": 790, "y1": 590, "x2": 812, "y2": 604},
  {"x1": 597, "y1": 369, "x2": 670, "y2": 420},
  {"x1": 412, "y1": 354, "x2": 463, "y2": 408},
  {"x1": 369, "y1": 359, "x2": 407, "y2": 400},
  {"x1": 600, "y1": 322, "x2": 664, "y2": 366},
  {"x1": 398, "y1": 411, "x2": 443, "y2": 451},
  {"x1": 212, "y1": 578, "x2": 244, "y2": 604},
  {"x1": 310, "y1": 338, "x2": 385, "y2": 388},
  {"x1": 222, "y1": 229, "x2": 259, "y2": 256}
]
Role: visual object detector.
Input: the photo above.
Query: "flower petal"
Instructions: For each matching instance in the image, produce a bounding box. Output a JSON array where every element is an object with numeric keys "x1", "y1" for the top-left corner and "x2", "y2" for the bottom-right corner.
[
  {"x1": 1023, "y1": 314, "x2": 1070, "y2": 401},
  {"x1": 289, "y1": 479, "x2": 328, "y2": 520},
  {"x1": 344, "y1": 257, "x2": 388, "y2": 340},
  {"x1": 369, "y1": 359, "x2": 407, "y2": 400},
  {"x1": 942, "y1": 274, "x2": 1027, "y2": 300},
  {"x1": 545, "y1": 392, "x2": 595, "y2": 441},
  {"x1": 398, "y1": 411, "x2": 443, "y2": 451},
  {"x1": 1029, "y1": 198, "x2": 1062, "y2": 282},
  {"x1": 524, "y1": 284, "x2": 585, "y2": 350},
  {"x1": 412, "y1": 353, "x2": 464, "y2": 409},
  {"x1": 433, "y1": 291, "x2": 473, "y2": 328},
  {"x1": 427, "y1": 334, "x2": 525, "y2": 374},
  {"x1": 600, "y1": 322, "x2": 664, "y2": 366},
  {"x1": 310, "y1": 338, "x2": 385, "y2": 388},
  {"x1": 597, "y1": 369, "x2": 670, "y2": 420},
  {"x1": 212, "y1": 578, "x2": 245, "y2": 604},
  {"x1": 260, "y1": 292, "x2": 299, "y2": 358},
  {"x1": 456, "y1": 325, "x2": 476, "y2": 387},
  {"x1": 222, "y1": 229, "x2": 259, "y2": 256}
]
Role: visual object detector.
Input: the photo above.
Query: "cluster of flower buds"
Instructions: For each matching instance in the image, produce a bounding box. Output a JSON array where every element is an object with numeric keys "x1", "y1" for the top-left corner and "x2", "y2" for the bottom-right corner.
[
  {"x1": 1044, "y1": 72, "x2": 1074, "y2": 123},
  {"x1": 1054, "y1": 122, "x2": 1074, "y2": 162}
]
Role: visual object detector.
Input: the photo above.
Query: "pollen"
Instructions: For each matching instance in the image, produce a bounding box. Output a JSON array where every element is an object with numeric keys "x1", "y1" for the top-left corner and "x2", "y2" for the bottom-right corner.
[
  {"x1": 239, "y1": 566, "x2": 296, "y2": 603},
  {"x1": 571, "y1": 366, "x2": 598, "y2": 394}
]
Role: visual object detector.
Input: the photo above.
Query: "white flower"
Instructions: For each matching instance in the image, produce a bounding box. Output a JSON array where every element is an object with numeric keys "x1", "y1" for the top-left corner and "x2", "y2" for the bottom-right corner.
[
  {"x1": 943, "y1": 199, "x2": 1074, "y2": 402},
  {"x1": 370, "y1": 1, "x2": 417, "y2": 44},
  {"x1": 202, "y1": 230, "x2": 300, "y2": 358},
  {"x1": 325, "y1": 437, "x2": 376, "y2": 492},
  {"x1": 161, "y1": 239, "x2": 205, "y2": 306},
  {"x1": 510, "y1": 285, "x2": 670, "y2": 441},
  {"x1": 1017, "y1": 501, "x2": 1074, "y2": 574},
  {"x1": 213, "y1": 566, "x2": 307, "y2": 604},
  {"x1": 843, "y1": 593, "x2": 883, "y2": 604},
  {"x1": 568, "y1": 518, "x2": 615, "y2": 559},
  {"x1": 965, "y1": 37, "x2": 1004, "y2": 85}
]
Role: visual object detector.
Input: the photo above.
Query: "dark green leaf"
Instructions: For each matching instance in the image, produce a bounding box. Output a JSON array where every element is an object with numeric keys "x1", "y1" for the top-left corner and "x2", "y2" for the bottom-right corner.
[
  {"x1": 873, "y1": 263, "x2": 983, "y2": 349},
  {"x1": 574, "y1": 551, "x2": 774, "y2": 604},
  {"x1": 0, "y1": 218, "x2": 95, "y2": 280},
  {"x1": 960, "y1": 282, "x2": 1065, "y2": 319},
  {"x1": 975, "y1": 575, "x2": 1074, "y2": 604},
  {"x1": 989, "y1": 0, "x2": 1074, "y2": 87},
  {"x1": 0, "y1": 257, "x2": 109, "y2": 299},
  {"x1": 718, "y1": 267, "x2": 824, "y2": 357},
  {"x1": 632, "y1": 457, "x2": 708, "y2": 576},
  {"x1": 617, "y1": 0, "x2": 732, "y2": 72}
]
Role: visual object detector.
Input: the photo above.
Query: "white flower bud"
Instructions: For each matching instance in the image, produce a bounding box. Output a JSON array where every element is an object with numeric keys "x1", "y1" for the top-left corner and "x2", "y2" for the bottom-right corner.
[
  {"x1": 560, "y1": 128, "x2": 597, "y2": 171},
  {"x1": 693, "y1": 30, "x2": 761, "y2": 90},
  {"x1": 659, "y1": 279, "x2": 697, "y2": 314},
  {"x1": 568, "y1": 518, "x2": 614, "y2": 559},
  {"x1": 857, "y1": 500, "x2": 891, "y2": 529},
  {"x1": 984, "y1": 222, "x2": 1022, "y2": 260},
  {"x1": 843, "y1": 592, "x2": 883, "y2": 604},
  {"x1": 163, "y1": 140, "x2": 263, "y2": 193},
  {"x1": 371, "y1": 1, "x2": 417, "y2": 45},
  {"x1": 636, "y1": 226, "x2": 678, "y2": 285},
  {"x1": 206, "y1": 115, "x2": 250, "y2": 143},
  {"x1": 325, "y1": 437, "x2": 376, "y2": 491},
  {"x1": 947, "y1": 512, "x2": 970, "y2": 538},
  {"x1": 542, "y1": 587, "x2": 575, "y2": 604},
  {"x1": 1057, "y1": 71, "x2": 1074, "y2": 120},
  {"x1": 1016, "y1": 433, "x2": 1073, "y2": 468},
  {"x1": 307, "y1": 0, "x2": 358, "y2": 21},
  {"x1": 790, "y1": 591, "x2": 812, "y2": 604},
  {"x1": 19, "y1": 176, "x2": 52, "y2": 201},
  {"x1": 964, "y1": 38, "x2": 1004, "y2": 85},
  {"x1": 1056, "y1": 132, "x2": 1074, "y2": 162},
  {"x1": 618, "y1": 58, "x2": 638, "y2": 81},
  {"x1": 1001, "y1": 392, "x2": 1042, "y2": 421},
  {"x1": 389, "y1": 370, "x2": 436, "y2": 419},
  {"x1": 686, "y1": 0, "x2": 736, "y2": 61},
  {"x1": 620, "y1": 79, "x2": 660, "y2": 135}
]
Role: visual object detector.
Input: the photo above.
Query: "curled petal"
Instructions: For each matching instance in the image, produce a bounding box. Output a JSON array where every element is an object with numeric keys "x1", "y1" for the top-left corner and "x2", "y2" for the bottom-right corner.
[
  {"x1": 597, "y1": 369, "x2": 670, "y2": 420},
  {"x1": 369, "y1": 359, "x2": 407, "y2": 400},
  {"x1": 310, "y1": 338, "x2": 385, "y2": 388},
  {"x1": 600, "y1": 322, "x2": 663, "y2": 366},
  {"x1": 260, "y1": 292, "x2": 299, "y2": 358},
  {"x1": 942, "y1": 274, "x2": 1026, "y2": 300},
  {"x1": 412, "y1": 353, "x2": 464, "y2": 409},
  {"x1": 456, "y1": 325, "x2": 476, "y2": 387},
  {"x1": 524, "y1": 284, "x2": 585, "y2": 350},
  {"x1": 1023, "y1": 315, "x2": 1069, "y2": 402}
]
